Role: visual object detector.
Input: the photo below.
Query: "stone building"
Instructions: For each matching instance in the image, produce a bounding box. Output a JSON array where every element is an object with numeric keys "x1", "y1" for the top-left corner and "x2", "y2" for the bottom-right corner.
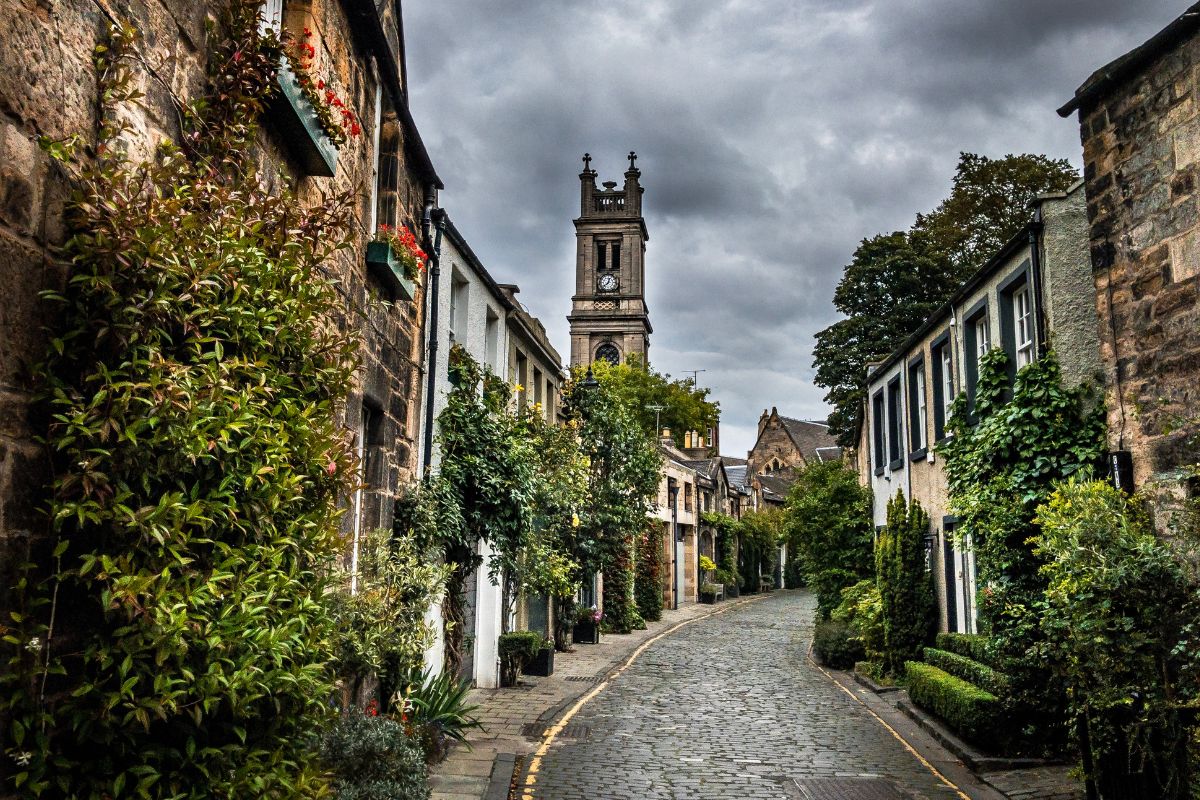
[
  {"x1": 859, "y1": 182, "x2": 1100, "y2": 633},
  {"x1": 567, "y1": 152, "x2": 652, "y2": 367},
  {"x1": 745, "y1": 409, "x2": 840, "y2": 508},
  {"x1": 1058, "y1": 3, "x2": 1200, "y2": 510},
  {"x1": 0, "y1": 0, "x2": 440, "y2": 623},
  {"x1": 650, "y1": 434, "x2": 701, "y2": 608}
]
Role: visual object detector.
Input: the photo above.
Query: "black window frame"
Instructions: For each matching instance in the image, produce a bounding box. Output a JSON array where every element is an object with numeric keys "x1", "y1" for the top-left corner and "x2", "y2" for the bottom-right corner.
[
  {"x1": 962, "y1": 298, "x2": 989, "y2": 419},
  {"x1": 998, "y1": 261, "x2": 1034, "y2": 383},
  {"x1": 872, "y1": 390, "x2": 885, "y2": 476},
  {"x1": 907, "y1": 355, "x2": 927, "y2": 460},
  {"x1": 930, "y1": 329, "x2": 953, "y2": 442},
  {"x1": 887, "y1": 376, "x2": 903, "y2": 471}
]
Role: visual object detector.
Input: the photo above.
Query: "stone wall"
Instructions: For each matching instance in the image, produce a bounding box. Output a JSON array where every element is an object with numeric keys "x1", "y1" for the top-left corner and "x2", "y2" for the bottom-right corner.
[
  {"x1": 746, "y1": 409, "x2": 804, "y2": 478},
  {"x1": 0, "y1": 0, "x2": 437, "y2": 718},
  {"x1": 1075, "y1": 31, "x2": 1200, "y2": 497}
]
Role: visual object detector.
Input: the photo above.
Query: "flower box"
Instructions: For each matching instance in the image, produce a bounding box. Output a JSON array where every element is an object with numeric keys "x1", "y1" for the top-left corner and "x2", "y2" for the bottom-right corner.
[
  {"x1": 572, "y1": 619, "x2": 599, "y2": 645},
  {"x1": 365, "y1": 241, "x2": 417, "y2": 302},
  {"x1": 274, "y1": 55, "x2": 338, "y2": 178},
  {"x1": 521, "y1": 645, "x2": 555, "y2": 677}
]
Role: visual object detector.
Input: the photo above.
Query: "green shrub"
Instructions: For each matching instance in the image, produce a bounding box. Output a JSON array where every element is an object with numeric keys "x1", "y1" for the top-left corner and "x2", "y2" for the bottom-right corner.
[
  {"x1": 905, "y1": 661, "x2": 999, "y2": 745},
  {"x1": 935, "y1": 632, "x2": 995, "y2": 667},
  {"x1": 498, "y1": 631, "x2": 544, "y2": 686},
  {"x1": 635, "y1": 525, "x2": 664, "y2": 622},
  {"x1": 832, "y1": 579, "x2": 883, "y2": 663},
  {"x1": 813, "y1": 620, "x2": 865, "y2": 670},
  {"x1": 877, "y1": 493, "x2": 937, "y2": 676},
  {"x1": 400, "y1": 669, "x2": 482, "y2": 764},
  {"x1": 855, "y1": 660, "x2": 883, "y2": 683},
  {"x1": 922, "y1": 648, "x2": 1009, "y2": 696},
  {"x1": 318, "y1": 709, "x2": 431, "y2": 800}
]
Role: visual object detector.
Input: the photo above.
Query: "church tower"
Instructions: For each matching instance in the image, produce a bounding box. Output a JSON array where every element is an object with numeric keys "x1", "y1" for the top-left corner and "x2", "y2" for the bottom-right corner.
[{"x1": 567, "y1": 152, "x2": 652, "y2": 367}]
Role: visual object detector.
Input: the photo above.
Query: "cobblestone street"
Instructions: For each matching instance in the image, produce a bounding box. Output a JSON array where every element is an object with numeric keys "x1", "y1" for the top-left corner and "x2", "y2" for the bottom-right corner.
[{"x1": 522, "y1": 591, "x2": 972, "y2": 800}]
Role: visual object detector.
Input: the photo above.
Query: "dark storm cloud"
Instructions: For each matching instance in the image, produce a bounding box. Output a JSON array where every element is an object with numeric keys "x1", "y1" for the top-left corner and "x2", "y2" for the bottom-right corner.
[{"x1": 403, "y1": 0, "x2": 1184, "y2": 456}]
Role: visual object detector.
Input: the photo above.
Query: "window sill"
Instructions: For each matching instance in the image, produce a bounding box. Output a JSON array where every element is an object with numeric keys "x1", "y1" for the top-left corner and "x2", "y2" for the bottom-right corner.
[
  {"x1": 366, "y1": 241, "x2": 418, "y2": 301},
  {"x1": 874, "y1": 466, "x2": 885, "y2": 477},
  {"x1": 889, "y1": 459, "x2": 904, "y2": 472},
  {"x1": 274, "y1": 55, "x2": 339, "y2": 178},
  {"x1": 909, "y1": 448, "x2": 928, "y2": 462}
]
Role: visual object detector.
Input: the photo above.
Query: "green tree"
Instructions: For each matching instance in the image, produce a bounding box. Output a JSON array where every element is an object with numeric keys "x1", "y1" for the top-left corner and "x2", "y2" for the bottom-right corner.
[
  {"x1": 3, "y1": 8, "x2": 356, "y2": 795},
  {"x1": 569, "y1": 365, "x2": 661, "y2": 634},
  {"x1": 876, "y1": 492, "x2": 936, "y2": 676},
  {"x1": 433, "y1": 346, "x2": 536, "y2": 673},
  {"x1": 594, "y1": 356, "x2": 719, "y2": 447},
  {"x1": 813, "y1": 232, "x2": 953, "y2": 446},
  {"x1": 634, "y1": 522, "x2": 665, "y2": 622},
  {"x1": 912, "y1": 152, "x2": 1077, "y2": 274},
  {"x1": 814, "y1": 153, "x2": 1078, "y2": 447},
  {"x1": 737, "y1": 508, "x2": 783, "y2": 593},
  {"x1": 783, "y1": 460, "x2": 873, "y2": 619}
]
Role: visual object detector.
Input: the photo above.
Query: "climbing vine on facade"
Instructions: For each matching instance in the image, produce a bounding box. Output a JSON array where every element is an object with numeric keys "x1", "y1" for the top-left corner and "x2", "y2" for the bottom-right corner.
[{"x1": 3, "y1": 4, "x2": 360, "y2": 795}]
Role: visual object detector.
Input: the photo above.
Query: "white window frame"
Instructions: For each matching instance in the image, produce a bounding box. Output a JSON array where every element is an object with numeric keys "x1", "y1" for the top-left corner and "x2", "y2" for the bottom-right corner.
[
  {"x1": 1014, "y1": 286, "x2": 1034, "y2": 368},
  {"x1": 915, "y1": 367, "x2": 927, "y2": 451},
  {"x1": 940, "y1": 347, "x2": 954, "y2": 430},
  {"x1": 260, "y1": 0, "x2": 283, "y2": 34},
  {"x1": 974, "y1": 315, "x2": 990, "y2": 365}
]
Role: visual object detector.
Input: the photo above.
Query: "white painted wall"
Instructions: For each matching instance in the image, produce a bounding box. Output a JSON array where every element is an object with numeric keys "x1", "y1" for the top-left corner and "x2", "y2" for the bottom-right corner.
[{"x1": 419, "y1": 229, "x2": 510, "y2": 686}]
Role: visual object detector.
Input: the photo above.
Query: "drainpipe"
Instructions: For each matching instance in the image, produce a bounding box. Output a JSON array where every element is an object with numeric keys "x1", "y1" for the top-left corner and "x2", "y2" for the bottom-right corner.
[
  {"x1": 421, "y1": 208, "x2": 446, "y2": 472},
  {"x1": 669, "y1": 481, "x2": 679, "y2": 610},
  {"x1": 1028, "y1": 215, "x2": 1047, "y2": 355}
]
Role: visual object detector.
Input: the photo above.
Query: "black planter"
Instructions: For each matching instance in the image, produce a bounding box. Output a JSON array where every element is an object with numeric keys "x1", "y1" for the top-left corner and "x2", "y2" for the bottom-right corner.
[
  {"x1": 726, "y1": 583, "x2": 740, "y2": 599},
  {"x1": 573, "y1": 620, "x2": 599, "y2": 644},
  {"x1": 522, "y1": 646, "x2": 554, "y2": 677},
  {"x1": 700, "y1": 593, "x2": 716, "y2": 605}
]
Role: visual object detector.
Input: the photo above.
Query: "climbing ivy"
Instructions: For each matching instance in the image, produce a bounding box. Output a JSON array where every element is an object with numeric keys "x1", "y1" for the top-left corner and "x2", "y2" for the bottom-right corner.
[
  {"x1": 939, "y1": 349, "x2": 1106, "y2": 748},
  {"x1": 3, "y1": 4, "x2": 360, "y2": 795}
]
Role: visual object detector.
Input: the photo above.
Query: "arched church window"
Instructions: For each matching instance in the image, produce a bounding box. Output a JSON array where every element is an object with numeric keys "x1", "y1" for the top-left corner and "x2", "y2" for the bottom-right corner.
[{"x1": 595, "y1": 343, "x2": 620, "y2": 366}]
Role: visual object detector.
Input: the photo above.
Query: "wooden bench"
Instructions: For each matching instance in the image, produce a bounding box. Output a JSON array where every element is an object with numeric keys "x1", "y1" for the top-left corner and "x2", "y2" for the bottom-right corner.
[{"x1": 710, "y1": 583, "x2": 725, "y2": 602}]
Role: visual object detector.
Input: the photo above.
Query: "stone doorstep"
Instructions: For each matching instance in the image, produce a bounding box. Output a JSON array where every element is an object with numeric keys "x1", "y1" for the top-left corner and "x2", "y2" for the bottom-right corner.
[{"x1": 893, "y1": 698, "x2": 1061, "y2": 774}]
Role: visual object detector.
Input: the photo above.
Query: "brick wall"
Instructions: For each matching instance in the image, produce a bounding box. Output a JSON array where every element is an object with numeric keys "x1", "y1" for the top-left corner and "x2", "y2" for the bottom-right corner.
[
  {"x1": 0, "y1": 0, "x2": 435, "y2": 707},
  {"x1": 1076, "y1": 31, "x2": 1200, "y2": 499}
]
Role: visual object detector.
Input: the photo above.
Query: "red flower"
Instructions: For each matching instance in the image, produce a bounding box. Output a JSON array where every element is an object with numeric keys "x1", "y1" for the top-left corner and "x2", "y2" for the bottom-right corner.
[{"x1": 325, "y1": 461, "x2": 337, "y2": 476}]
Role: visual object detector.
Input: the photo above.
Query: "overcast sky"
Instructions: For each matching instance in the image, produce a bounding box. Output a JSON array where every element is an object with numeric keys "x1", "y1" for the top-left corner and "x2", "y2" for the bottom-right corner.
[{"x1": 404, "y1": 1, "x2": 1183, "y2": 457}]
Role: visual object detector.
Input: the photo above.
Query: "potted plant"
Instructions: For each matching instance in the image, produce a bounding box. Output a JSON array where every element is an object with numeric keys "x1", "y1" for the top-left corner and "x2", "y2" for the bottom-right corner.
[
  {"x1": 572, "y1": 606, "x2": 602, "y2": 645},
  {"x1": 522, "y1": 638, "x2": 555, "y2": 677},
  {"x1": 275, "y1": 28, "x2": 361, "y2": 177},
  {"x1": 700, "y1": 582, "x2": 722, "y2": 604},
  {"x1": 699, "y1": 554, "x2": 718, "y2": 578},
  {"x1": 497, "y1": 631, "x2": 543, "y2": 687},
  {"x1": 367, "y1": 224, "x2": 425, "y2": 301}
]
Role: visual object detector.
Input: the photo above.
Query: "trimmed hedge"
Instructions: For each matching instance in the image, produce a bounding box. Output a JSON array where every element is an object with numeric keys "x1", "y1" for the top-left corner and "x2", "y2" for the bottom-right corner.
[
  {"x1": 905, "y1": 661, "x2": 999, "y2": 745},
  {"x1": 923, "y1": 647, "x2": 1010, "y2": 696},
  {"x1": 935, "y1": 632, "x2": 994, "y2": 667}
]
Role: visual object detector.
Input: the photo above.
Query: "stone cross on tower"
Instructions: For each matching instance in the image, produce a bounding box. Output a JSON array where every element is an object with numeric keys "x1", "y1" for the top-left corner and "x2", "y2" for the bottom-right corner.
[{"x1": 567, "y1": 153, "x2": 652, "y2": 367}]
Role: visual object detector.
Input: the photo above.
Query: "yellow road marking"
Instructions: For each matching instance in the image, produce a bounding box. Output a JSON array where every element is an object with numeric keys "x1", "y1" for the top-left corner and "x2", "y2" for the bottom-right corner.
[
  {"x1": 519, "y1": 597, "x2": 765, "y2": 799},
  {"x1": 807, "y1": 647, "x2": 971, "y2": 800}
]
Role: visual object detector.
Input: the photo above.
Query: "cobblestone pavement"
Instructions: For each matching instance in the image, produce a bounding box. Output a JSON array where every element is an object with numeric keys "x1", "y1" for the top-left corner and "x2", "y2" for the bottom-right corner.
[{"x1": 523, "y1": 591, "x2": 969, "y2": 800}]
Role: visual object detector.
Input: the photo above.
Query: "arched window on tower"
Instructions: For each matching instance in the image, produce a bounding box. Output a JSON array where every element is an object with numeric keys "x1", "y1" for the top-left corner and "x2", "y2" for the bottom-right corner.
[{"x1": 595, "y1": 343, "x2": 620, "y2": 366}]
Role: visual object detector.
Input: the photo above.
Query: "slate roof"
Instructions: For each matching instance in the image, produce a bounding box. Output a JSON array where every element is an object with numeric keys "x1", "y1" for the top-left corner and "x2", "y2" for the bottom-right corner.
[
  {"x1": 778, "y1": 417, "x2": 840, "y2": 464},
  {"x1": 724, "y1": 464, "x2": 749, "y2": 492},
  {"x1": 757, "y1": 473, "x2": 795, "y2": 503}
]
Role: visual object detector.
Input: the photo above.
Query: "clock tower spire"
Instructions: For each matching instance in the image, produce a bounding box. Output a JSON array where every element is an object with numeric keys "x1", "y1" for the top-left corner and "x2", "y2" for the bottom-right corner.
[{"x1": 567, "y1": 152, "x2": 652, "y2": 367}]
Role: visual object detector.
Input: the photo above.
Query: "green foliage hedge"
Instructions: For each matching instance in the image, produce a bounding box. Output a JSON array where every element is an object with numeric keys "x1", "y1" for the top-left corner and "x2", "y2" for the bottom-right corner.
[
  {"x1": 813, "y1": 620, "x2": 865, "y2": 670},
  {"x1": 876, "y1": 493, "x2": 936, "y2": 676},
  {"x1": 922, "y1": 648, "x2": 1009, "y2": 696},
  {"x1": 935, "y1": 633, "x2": 994, "y2": 667},
  {"x1": 317, "y1": 710, "x2": 431, "y2": 800},
  {"x1": 635, "y1": 525, "x2": 664, "y2": 622},
  {"x1": 905, "y1": 661, "x2": 999, "y2": 745}
]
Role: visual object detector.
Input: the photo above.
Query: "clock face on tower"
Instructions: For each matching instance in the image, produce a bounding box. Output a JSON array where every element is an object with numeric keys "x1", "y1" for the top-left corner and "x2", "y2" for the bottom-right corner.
[{"x1": 597, "y1": 273, "x2": 618, "y2": 293}]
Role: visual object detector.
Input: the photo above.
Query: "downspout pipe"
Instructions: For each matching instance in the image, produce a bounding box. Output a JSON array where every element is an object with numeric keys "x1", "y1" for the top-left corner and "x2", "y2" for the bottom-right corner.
[
  {"x1": 1028, "y1": 214, "x2": 1048, "y2": 355},
  {"x1": 421, "y1": 207, "x2": 447, "y2": 472}
]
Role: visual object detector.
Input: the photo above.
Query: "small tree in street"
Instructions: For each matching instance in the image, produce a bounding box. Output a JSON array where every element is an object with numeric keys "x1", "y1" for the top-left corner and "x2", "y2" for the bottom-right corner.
[
  {"x1": 876, "y1": 492, "x2": 936, "y2": 677},
  {"x1": 784, "y1": 461, "x2": 873, "y2": 619}
]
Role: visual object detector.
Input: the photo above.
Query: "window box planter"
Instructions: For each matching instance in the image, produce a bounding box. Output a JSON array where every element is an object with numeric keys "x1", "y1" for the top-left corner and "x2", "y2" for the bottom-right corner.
[
  {"x1": 273, "y1": 55, "x2": 338, "y2": 178},
  {"x1": 366, "y1": 241, "x2": 417, "y2": 302},
  {"x1": 572, "y1": 619, "x2": 599, "y2": 644},
  {"x1": 521, "y1": 645, "x2": 555, "y2": 677}
]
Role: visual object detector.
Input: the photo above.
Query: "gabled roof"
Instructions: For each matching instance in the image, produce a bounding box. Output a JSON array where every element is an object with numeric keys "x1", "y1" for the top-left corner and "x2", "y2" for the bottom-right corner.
[
  {"x1": 778, "y1": 416, "x2": 839, "y2": 464},
  {"x1": 757, "y1": 473, "x2": 795, "y2": 503},
  {"x1": 1059, "y1": 4, "x2": 1200, "y2": 117}
]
